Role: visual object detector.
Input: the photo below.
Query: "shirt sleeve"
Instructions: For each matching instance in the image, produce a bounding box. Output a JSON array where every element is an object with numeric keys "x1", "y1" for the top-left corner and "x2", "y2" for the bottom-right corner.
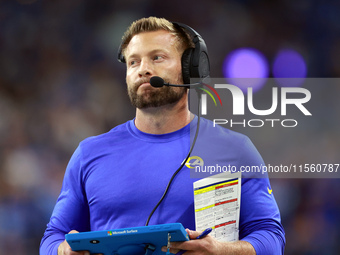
[
  {"x1": 238, "y1": 137, "x2": 286, "y2": 255},
  {"x1": 40, "y1": 146, "x2": 91, "y2": 255}
]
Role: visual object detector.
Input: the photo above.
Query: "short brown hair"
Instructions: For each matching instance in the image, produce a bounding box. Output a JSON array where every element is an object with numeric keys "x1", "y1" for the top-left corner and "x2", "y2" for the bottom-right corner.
[{"x1": 119, "y1": 17, "x2": 194, "y2": 61}]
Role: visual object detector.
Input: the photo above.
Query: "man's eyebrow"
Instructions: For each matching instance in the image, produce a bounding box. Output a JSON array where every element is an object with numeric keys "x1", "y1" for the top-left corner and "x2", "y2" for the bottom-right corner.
[
  {"x1": 126, "y1": 49, "x2": 171, "y2": 61},
  {"x1": 148, "y1": 49, "x2": 170, "y2": 54},
  {"x1": 125, "y1": 53, "x2": 138, "y2": 61}
]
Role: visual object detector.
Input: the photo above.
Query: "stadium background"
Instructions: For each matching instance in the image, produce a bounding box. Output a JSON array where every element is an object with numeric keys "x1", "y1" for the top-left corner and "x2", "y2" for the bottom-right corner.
[{"x1": 0, "y1": 0, "x2": 339, "y2": 254}]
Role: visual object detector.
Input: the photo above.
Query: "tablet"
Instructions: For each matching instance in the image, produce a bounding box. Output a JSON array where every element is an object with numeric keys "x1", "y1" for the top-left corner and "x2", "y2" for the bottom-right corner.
[{"x1": 66, "y1": 223, "x2": 189, "y2": 255}]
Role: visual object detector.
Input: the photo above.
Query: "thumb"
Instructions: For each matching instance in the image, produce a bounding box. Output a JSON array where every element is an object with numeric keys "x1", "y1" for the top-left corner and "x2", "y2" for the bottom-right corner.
[
  {"x1": 185, "y1": 228, "x2": 201, "y2": 239},
  {"x1": 66, "y1": 231, "x2": 93, "y2": 255},
  {"x1": 68, "y1": 230, "x2": 79, "y2": 234}
]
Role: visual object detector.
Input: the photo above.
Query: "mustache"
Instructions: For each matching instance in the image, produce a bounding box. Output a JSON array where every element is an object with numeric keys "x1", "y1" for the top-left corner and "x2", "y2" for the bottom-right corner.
[
  {"x1": 134, "y1": 77, "x2": 172, "y2": 87},
  {"x1": 134, "y1": 78, "x2": 151, "y2": 87}
]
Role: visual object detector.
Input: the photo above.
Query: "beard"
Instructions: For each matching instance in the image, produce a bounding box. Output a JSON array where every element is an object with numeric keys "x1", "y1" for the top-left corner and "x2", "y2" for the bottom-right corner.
[{"x1": 128, "y1": 77, "x2": 187, "y2": 109}]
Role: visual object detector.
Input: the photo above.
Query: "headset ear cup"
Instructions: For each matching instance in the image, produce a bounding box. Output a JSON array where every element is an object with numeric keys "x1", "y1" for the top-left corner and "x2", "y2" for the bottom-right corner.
[
  {"x1": 181, "y1": 48, "x2": 193, "y2": 84},
  {"x1": 199, "y1": 51, "x2": 210, "y2": 78}
]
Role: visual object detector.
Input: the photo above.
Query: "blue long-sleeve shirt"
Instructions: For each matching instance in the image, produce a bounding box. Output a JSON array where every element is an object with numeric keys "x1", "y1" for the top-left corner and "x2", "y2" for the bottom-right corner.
[{"x1": 40, "y1": 117, "x2": 285, "y2": 255}]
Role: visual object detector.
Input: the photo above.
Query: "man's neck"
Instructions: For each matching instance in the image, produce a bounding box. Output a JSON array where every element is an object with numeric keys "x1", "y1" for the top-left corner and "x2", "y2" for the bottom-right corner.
[{"x1": 134, "y1": 96, "x2": 193, "y2": 134}]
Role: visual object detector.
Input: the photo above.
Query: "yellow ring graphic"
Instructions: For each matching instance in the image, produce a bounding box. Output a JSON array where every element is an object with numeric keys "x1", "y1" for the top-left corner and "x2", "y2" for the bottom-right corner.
[{"x1": 185, "y1": 156, "x2": 204, "y2": 169}]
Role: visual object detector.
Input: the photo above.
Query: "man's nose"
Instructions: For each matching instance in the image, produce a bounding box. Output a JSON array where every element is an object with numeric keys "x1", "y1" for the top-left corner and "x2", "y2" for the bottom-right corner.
[{"x1": 138, "y1": 59, "x2": 153, "y2": 77}]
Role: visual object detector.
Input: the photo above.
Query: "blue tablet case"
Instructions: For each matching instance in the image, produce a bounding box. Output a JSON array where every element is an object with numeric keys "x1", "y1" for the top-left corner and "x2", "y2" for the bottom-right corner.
[{"x1": 66, "y1": 223, "x2": 189, "y2": 255}]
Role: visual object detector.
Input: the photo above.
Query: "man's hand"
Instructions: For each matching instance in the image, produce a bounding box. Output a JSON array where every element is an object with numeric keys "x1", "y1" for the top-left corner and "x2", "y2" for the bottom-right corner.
[
  {"x1": 58, "y1": 230, "x2": 90, "y2": 255},
  {"x1": 162, "y1": 229, "x2": 256, "y2": 255},
  {"x1": 162, "y1": 229, "x2": 223, "y2": 255}
]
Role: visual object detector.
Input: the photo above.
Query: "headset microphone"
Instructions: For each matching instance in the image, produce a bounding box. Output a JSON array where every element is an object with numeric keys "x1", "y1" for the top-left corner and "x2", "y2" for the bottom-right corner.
[{"x1": 150, "y1": 76, "x2": 202, "y2": 89}]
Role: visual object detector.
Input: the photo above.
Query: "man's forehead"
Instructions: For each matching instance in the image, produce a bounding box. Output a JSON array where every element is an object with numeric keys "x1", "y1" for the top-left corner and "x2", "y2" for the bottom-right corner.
[{"x1": 125, "y1": 30, "x2": 177, "y2": 53}]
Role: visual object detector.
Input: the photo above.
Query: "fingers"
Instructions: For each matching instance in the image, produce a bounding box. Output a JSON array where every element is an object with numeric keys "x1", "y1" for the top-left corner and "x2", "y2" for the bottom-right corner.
[
  {"x1": 161, "y1": 245, "x2": 181, "y2": 254},
  {"x1": 78, "y1": 252, "x2": 90, "y2": 255},
  {"x1": 59, "y1": 243, "x2": 90, "y2": 255},
  {"x1": 167, "y1": 240, "x2": 194, "y2": 252},
  {"x1": 161, "y1": 229, "x2": 213, "y2": 254}
]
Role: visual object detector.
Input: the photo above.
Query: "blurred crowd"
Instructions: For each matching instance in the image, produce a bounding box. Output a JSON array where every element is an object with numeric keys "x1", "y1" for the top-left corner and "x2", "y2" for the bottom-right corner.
[{"x1": 0, "y1": 0, "x2": 339, "y2": 254}]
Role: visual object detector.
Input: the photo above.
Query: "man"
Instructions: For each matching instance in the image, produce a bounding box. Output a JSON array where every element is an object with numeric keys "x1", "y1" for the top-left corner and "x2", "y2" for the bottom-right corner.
[{"x1": 40, "y1": 17, "x2": 285, "y2": 255}]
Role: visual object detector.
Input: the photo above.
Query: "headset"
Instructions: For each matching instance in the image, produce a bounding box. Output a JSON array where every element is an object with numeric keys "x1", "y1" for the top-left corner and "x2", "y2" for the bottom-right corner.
[{"x1": 117, "y1": 21, "x2": 210, "y2": 84}]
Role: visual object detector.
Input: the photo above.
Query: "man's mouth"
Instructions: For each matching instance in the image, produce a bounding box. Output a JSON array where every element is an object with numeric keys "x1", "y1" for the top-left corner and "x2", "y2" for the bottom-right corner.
[
  {"x1": 139, "y1": 82, "x2": 151, "y2": 87},
  {"x1": 136, "y1": 79, "x2": 153, "y2": 90}
]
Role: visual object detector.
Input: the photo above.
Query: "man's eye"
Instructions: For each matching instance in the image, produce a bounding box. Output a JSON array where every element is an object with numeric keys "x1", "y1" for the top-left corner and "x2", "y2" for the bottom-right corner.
[
  {"x1": 130, "y1": 60, "x2": 136, "y2": 66},
  {"x1": 154, "y1": 55, "x2": 163, "y2": 61}
]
